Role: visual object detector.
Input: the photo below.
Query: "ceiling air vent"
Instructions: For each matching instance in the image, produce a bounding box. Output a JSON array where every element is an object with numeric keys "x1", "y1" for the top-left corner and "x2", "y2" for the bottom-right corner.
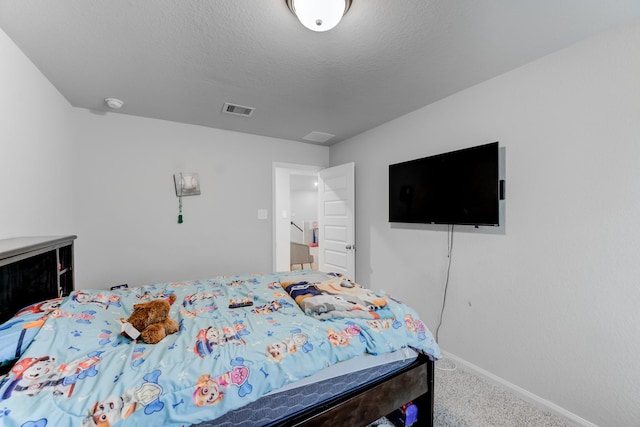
[
  {"x1": 222, "y1": 102, "x2": 255, "y2": 117},
  {"x1": 303, "y1": 131, "x2": 335, "y2": 143}
]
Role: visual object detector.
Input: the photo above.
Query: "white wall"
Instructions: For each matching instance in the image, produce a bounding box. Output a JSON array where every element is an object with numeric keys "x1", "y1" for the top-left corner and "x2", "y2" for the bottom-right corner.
[
  {"x1": 71, "y1": 110, "x2": 329, "y2": 289},
  {"x1": 0, "y1": 28, "x2": 74, "y2": 238},
  {"x1": 274, "y1": 166, "x2": 292, "y2": 271},
  {"x1": 291, "y1": 190, "x2": 318, "y2": 223},
  {"x1": 330, "y1": 19, "x2": 640, "y2": 427}
]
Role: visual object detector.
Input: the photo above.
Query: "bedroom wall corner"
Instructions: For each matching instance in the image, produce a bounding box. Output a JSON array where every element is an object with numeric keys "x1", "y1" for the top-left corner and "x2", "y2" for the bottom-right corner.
[{"x1": 0, "y1": 27, "x2": 75, "y2": 239}]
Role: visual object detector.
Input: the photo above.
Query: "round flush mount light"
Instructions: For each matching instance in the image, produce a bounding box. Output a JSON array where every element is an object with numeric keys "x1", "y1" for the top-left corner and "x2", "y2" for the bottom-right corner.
[
  {"x1": 104, "y1": 97, "x2": 124, "y2": 109},
  {"x1": 286, "y1": 0, "x2": 352, "y2": 32}
]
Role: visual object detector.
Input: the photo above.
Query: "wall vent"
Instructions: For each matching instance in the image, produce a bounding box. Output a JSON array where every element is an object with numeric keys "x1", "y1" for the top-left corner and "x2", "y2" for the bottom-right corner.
[{"x1": 222, "y1": 102, "x2": 255, "y2": 117}]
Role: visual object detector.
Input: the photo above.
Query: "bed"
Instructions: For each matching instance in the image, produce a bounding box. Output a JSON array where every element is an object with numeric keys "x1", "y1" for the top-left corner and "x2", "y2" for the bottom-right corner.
[{"x1": 0, "y1": 270, "x2": 440, "y2": 427}]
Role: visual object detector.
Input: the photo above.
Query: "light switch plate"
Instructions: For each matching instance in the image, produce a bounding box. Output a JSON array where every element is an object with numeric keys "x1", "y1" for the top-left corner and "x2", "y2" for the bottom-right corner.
[{"x1": 257, "y1": 209, "x2": 268, "y2": 220}]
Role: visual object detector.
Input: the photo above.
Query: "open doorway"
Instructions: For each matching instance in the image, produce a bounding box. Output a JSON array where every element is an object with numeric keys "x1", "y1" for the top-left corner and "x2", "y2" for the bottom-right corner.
[
  {"x1": 273, "y1": 163, "x2": 321, "y2": 272},
  {"x1": 273, "y1": 162, "x2": 356, "y2": 277}
]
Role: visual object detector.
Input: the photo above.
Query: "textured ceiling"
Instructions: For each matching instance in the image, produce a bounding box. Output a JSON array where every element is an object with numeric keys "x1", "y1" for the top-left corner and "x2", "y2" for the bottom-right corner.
[{"x1": 1, "y1": 0, "x2": 639, "y2": 145}]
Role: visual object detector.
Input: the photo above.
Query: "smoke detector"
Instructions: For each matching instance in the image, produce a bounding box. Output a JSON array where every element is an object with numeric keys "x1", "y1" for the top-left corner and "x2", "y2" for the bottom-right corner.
[
  {"x1": 105, "y1": 98, "x2": 124, "y2": 109},
  {"x1": 222, "y1": 102, "x2": 255, "y2": 117}
]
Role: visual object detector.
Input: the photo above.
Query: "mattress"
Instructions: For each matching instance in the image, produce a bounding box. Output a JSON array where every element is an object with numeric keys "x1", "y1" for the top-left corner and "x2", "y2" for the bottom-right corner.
[{"x1": 194, "y1": 348, "x2": 419, "y2": 426}]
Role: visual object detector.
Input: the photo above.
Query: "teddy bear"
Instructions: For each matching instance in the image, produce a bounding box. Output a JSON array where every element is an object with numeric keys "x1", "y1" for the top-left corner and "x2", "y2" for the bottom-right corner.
[{"x1": 125, "y1": 295, "x2": 179, "y2": 344}]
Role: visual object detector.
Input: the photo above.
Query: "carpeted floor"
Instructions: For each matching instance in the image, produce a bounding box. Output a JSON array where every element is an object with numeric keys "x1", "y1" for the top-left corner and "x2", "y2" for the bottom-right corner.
[
  {"x1": 432, "y1": 359, "x2": 574, "y2": 427},
  {"x1": 367, "y1": 357, "x2": 575, "y2": 427}
]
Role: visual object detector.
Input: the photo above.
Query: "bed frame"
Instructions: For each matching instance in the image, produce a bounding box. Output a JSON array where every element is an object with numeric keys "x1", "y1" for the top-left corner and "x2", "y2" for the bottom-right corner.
[
  {"x1": 272, "y1": 353, "x2": 434, "y2": 427},
  {"x1": 193, "y1": 353, "x2": 434, "y2": 427}
]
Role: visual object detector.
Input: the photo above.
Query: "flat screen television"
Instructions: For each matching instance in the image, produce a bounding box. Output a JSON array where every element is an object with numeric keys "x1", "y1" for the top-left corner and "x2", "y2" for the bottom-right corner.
[{"x1": 389, "y1": 142, "x2": 500, "y2": 226}]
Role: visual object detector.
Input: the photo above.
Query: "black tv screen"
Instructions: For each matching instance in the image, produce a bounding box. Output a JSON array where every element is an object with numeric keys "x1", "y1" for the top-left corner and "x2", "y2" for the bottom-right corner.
[{"x1": 389, "y1": 142, "x2": 500, "y2": 226}]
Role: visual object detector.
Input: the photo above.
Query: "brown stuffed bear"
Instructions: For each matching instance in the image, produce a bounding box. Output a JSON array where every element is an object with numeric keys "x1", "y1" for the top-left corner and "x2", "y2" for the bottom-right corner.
[{"x1": 126, "y1": 295, "x2": 179, "y2": 344}]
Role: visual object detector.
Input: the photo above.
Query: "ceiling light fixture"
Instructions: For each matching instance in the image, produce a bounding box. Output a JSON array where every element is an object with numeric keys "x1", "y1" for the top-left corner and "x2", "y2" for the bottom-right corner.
[{"x1": 286, "y1": 0, "x2": 352, "y2": 32}]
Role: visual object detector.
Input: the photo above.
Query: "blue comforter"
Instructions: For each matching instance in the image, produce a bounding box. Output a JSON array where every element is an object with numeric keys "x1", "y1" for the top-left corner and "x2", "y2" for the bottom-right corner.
[{"x1": 0, "y1": 270, "x2": 440, "y2": 427}]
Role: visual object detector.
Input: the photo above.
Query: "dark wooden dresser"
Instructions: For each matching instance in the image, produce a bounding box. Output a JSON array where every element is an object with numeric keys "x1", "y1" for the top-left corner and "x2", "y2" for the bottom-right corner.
[{"x1": 0, "y1": 235, "x2": 76, "y2": 323}]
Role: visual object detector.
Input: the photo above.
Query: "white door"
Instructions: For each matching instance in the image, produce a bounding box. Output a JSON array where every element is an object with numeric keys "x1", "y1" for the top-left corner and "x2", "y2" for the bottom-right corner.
[{"x1": 317, "y1": 162, "x2": 355, "y2": 279}]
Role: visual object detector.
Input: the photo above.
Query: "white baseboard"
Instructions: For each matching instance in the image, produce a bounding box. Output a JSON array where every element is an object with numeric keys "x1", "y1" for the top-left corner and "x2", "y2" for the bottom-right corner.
[{"x1": 439, "y1": 350, "x2": 598, "y2": 427}]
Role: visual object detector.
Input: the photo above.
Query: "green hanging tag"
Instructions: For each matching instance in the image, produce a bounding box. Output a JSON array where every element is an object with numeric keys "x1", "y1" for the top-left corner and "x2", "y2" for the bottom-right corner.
[{"x1": 178, "y1": 214, "x2": 183, "y2": 224}]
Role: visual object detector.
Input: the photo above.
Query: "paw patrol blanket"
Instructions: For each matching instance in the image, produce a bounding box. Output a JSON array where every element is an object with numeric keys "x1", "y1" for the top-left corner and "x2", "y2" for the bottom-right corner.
[
  {"x1": 282, "y1": 273, "x2": 393, "y2": 320},
  {"x1": 0, "y1": 270, "x2": 440, "y2": 427}
]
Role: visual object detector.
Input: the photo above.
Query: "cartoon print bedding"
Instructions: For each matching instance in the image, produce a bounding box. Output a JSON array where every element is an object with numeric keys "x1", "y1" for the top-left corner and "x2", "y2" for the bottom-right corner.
[
  {"x1": 0, "y1": 270, "x2": 440, "y2": 427},
  {"x1": 281, "y1": 272, "x2": 393, "y2": 320},
  {"x1": 0, "y1": 297, "x2": 64, "y2": 369}
]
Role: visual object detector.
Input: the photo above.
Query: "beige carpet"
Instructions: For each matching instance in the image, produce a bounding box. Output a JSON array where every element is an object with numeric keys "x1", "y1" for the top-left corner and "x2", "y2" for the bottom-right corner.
[{"x1": 433, "y1": 359, "x2": 574, "y2": 427}]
